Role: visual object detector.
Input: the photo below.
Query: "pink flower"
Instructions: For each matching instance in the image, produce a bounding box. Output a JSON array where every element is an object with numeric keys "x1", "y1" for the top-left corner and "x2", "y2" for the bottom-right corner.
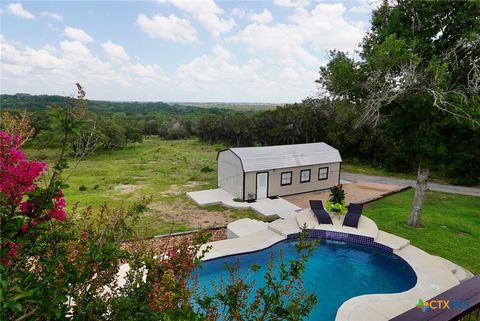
[
  {"x1": 8, "y1": 242, "x2": 18, "y2": 258},
  {"x1": 20, "y1": 224, "x2": 29, "y2": 233},
  {"x1": 20, "y1": 201, "x2": 31, "y2": 214},
  {"x1": 48, "y1": 192, "x2": 67, "y2": 221},
  {"x1": 30, "y1": 219, "x2": 38, "y2": 226}
]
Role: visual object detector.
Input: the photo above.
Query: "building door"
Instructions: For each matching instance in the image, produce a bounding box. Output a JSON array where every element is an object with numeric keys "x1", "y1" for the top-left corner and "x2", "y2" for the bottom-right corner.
[{"x1": 256, "y1": 172, "x2": 268, "y2": 199}]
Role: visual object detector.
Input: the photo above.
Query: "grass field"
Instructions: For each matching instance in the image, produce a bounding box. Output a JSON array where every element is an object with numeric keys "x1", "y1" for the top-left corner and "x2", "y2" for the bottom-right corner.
[
  {"x1": 24, "y1": 137, "x2": 265, "y2": 237},
  {"x1": 363, "y1": 189, "x2": 480, "y2": 274},
  {"x1": 25, "y1": 138, "x2": 479, "y2": 273},
  {"x1": 341, "y1": 161, "x2": 417, "y2": 180}
]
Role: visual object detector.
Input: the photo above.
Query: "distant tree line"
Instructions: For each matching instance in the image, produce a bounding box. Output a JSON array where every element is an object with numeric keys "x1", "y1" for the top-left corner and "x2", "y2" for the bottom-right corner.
[
  {"x1": 1, "y1": 93, "x2": 478, "y2": 185},
  {"x1": 1, "y1": 94, "x2": 230, "y2": 149}
]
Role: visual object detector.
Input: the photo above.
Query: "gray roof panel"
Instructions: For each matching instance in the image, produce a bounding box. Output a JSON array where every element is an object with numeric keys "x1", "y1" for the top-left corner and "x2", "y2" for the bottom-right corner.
[{"x1": 229, "y1": 142, "x2": 342, "y2": 172}]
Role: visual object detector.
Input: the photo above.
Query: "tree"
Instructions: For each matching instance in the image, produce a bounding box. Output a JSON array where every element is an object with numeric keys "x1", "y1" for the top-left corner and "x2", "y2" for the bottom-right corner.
[{"x1": 317, "y1": 0, "x2": 480, "y2": 227}]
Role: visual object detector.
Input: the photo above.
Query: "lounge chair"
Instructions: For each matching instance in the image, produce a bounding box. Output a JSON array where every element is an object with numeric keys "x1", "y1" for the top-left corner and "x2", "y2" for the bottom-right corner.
[
  {"x1": 309, "y1": 200, "x2": 333, "y2": 225},
  {"x1": 342, "y1": 203, "x2": 363, "y2": 228}
]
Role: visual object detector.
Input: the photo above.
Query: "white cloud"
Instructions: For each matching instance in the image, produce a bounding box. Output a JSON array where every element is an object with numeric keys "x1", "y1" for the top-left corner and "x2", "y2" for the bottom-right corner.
[
  {"x1": 231, "y1": 3, "x2": 365, "y2": 60},
  {"x1": 101, "y1": 40, "x2": 129, "y2": 63},
  {"x1": 249, "y1": 9, "x2": 273, "y2": 24},
  {"x1": 158, "y1": 0, "x2": 235, "y2": 38},
  {"x1": 175, "y1": 46, "x2": 279, "y2": 101},
  {"x1": 349, "y1": 0, "x2": 380, "y2": 14},
  {"x1": 136, "y1": 13, "x2": 198, "y2": 43},
  {"x1": 0, "y1": 35, "x2": 170, "y2": 99},
  {"x1": 40, "y1": 11, "x2": 63, "y2": 21},
  {"x1": 64, "y1": 27, "x2": 94, "y2": 44},
  {"x1": 60, "y1": 40, "x2": 91, "y2": 57},
  {"x1": 289, "y1": 3, "x2": 365, "y2": 51},
  {"x1": 231, "y1": 8, "x2": 245, "y2": 18},
  {"x1": 272, "y1": 0, "x2": 310, "y2": 9},
  {"x1": 224, "y1": 2, "x2": 366, "y2": 100},
  {"x1": 6, "y1": 3, "x2": 35, "y2": 19}
]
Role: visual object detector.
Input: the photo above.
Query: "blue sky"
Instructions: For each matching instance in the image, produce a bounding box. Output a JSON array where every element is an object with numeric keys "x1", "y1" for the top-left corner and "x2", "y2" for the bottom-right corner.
[{"x1": 1, "y1": 0, "x2": 376, "y2": 103}]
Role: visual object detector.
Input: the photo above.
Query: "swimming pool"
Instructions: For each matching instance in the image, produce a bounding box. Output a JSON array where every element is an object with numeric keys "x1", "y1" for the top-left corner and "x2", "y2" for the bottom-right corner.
[{"x1": 196, "y1": 239, "x2": 417, "y2": 321}]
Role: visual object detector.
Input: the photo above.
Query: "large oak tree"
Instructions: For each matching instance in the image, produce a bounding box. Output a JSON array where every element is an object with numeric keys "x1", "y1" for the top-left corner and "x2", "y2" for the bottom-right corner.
[{"x1": 317, "y1": 0, "x2": 480, "y2": 227}]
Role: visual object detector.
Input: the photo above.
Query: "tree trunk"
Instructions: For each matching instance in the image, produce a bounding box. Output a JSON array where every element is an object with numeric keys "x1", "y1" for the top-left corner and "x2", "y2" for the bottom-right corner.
[{"x1": 408, "y1": 165, "x2": 429, "y2": 227}]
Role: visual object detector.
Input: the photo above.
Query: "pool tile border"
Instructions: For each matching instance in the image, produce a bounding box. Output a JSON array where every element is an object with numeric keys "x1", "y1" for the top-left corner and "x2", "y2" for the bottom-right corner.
[{"x1": 287, "y1": 230, "x2": 394, "y2": 253}]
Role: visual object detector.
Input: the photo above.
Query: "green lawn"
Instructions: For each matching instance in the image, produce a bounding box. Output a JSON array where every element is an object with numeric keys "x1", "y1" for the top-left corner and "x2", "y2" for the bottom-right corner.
[
  {"x1": 363, "y1": 189, "x2": 480, "y2": 274},
  {"x1": 341, "y1": 161, "x2": 417, "y2": 180}
]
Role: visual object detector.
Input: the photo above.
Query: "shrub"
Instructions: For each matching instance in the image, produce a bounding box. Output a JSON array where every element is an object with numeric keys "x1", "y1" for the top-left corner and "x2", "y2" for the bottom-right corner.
[
  {"x1": 79, "y1": 184, "x2": 87, "y2": 191},
  {"x1": 200, "y1": 165, "x2": 214, "y2": 173},
  {"x1": 329, "y1": 184, "x2": 345, "y2": 204},
  {"x1": 326, "y1": 184, "x2": 347, "y2": 214},
  {"x1": 93, "y1": 184, "x2": 99, "y2": 190},
  {"x1": 325, "y1": 200, "x2": 347, "y2": 214}
]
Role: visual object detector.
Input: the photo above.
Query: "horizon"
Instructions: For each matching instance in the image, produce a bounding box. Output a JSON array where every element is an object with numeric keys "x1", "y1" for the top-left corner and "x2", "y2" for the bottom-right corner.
[{"x1": 1, "y1": 92, "x2": 286, "y2": 105}]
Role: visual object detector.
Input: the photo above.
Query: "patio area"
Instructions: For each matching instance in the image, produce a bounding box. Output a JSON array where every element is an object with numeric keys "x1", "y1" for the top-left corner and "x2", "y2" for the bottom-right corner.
[{"x1": 284, "y1": 180, "x2": 410, "y2": 209}]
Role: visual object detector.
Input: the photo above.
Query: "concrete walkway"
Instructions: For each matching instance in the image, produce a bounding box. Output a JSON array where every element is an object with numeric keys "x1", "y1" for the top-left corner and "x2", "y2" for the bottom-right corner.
[
  {"x1": 187, "y1": 188, "x2": 301, "y2": 218},
  {"x1": 342, "y1": 172, "x2": 480, "y2": 197}
]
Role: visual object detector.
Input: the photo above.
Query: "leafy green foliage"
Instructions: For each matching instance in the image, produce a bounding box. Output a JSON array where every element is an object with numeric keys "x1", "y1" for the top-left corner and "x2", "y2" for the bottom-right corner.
[
  {"x1": 200, "y1": 166, "x2": 214, "y2": 173},
  {"x1": 328, "y1": 184, "x2": 345, "y2": 204},
  {"x1": 195, "y1": 228, "x2": 318, "y2": 321},
  {"x1": 325, "y1": 200, "x2": 347, "y2": 215}
]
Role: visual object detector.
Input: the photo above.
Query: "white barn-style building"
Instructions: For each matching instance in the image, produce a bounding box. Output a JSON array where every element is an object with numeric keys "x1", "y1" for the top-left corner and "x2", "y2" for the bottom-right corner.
[{"x1": 217, "y1": 142, "x2": 342, "y2": 201}]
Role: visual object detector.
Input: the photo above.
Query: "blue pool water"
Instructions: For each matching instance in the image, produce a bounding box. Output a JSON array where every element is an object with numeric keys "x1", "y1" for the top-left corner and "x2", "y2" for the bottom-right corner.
[{"x1": 196, "y1": 239, "x2": 417, "y2": 321}]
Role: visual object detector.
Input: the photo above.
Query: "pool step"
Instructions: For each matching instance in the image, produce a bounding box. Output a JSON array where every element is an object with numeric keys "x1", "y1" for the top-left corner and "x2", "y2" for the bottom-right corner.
[
  {"x1": 375, "y1": 231, "x2": 410, "y2": 252},
  {"x1": 295, "y1": 210, "x2": 318, "y2": 229},
  {"x1": 268, "y1": 218, "x2": 300, "y2": 236}
]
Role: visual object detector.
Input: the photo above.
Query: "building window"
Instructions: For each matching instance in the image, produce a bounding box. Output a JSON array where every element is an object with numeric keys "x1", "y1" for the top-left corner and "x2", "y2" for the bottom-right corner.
[
  {"x1": 300, "y1": 169, "x2": 311, "y2": 183},
  {"x1": 281, "y1": 172, "x2": 292, "y2": 186},
  {"x1": 319, "y1": 167, "x2": 329, "y2": 180}
]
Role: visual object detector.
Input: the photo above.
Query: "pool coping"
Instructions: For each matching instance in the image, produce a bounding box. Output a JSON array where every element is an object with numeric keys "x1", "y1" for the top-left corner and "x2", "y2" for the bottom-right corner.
[{"x1": 199, "y1": 215, "x2": 460, "y2": 321}]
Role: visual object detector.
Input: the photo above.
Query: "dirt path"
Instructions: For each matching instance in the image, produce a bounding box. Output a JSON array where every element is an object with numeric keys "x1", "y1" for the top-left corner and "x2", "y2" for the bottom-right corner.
[
  {"x1": 341, "y1": 172, "x2": 480, "y2": 197},
  {"x1": 148, "y1": 200, "x2": 247, "y2": 230}
]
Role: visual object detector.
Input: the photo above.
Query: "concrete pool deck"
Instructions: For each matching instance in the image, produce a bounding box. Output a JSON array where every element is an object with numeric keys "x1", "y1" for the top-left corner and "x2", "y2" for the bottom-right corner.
[{"x1": 200, "y1": 209, "x2": 467, "y2": 321}]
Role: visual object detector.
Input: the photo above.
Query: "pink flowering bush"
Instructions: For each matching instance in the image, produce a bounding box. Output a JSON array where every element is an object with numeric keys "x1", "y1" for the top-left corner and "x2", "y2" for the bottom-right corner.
[
  {"x1": 1, "y1": 131, "x2": 68, "y2": 267},
  {"x1": 0, "y1": 131, "x2": 48, "y2": 206}
]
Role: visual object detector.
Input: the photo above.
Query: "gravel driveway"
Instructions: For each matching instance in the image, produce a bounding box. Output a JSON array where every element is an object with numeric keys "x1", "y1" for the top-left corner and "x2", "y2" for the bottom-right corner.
[{"x1": 341, "y1": 172, "x2": 480, "y2": 197}]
